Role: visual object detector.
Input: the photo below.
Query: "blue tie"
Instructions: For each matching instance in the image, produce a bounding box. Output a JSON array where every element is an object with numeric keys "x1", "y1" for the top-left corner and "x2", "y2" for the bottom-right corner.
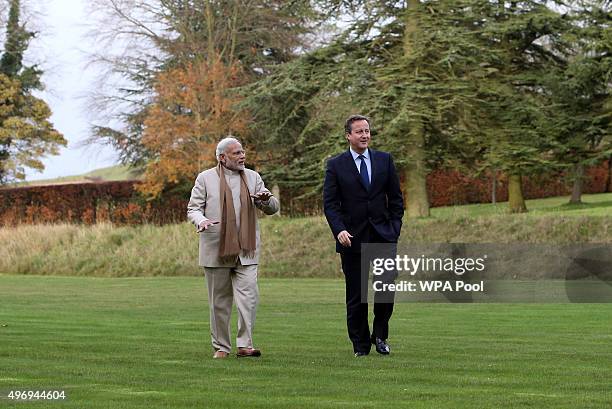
[{"x1": 358, "y1": 154, "x2": 370, "y2": 190}]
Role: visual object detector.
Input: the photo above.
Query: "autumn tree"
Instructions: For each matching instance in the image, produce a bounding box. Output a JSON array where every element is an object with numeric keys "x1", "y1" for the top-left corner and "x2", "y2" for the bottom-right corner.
[
  {"x1": 0, "y1": 0, "x2": 65, "y2": 183},
  {"x1": 137, "y1": 56, "x2": 249, "y2": 197},
  {"x1": 85, "y1": 0, "x2": 317, "y2": 177}
]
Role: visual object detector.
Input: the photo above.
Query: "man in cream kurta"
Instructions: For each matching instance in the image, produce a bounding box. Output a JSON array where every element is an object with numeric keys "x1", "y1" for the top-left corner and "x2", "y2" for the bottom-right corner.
[{"x1": 187, "y1": 137, "x2": 279, "y2": 359}]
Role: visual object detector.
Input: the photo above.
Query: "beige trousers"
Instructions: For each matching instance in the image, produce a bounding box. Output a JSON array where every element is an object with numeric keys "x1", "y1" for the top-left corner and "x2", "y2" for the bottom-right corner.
[{"x1": 204, "y1": 262, "x2": 259, "y2": 353}]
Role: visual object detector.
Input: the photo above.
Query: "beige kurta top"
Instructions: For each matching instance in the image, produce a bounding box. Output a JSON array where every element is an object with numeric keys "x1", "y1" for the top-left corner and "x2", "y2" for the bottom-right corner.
[{"x1": 187, "y1": 167, "x2": 279, "y2": 267}]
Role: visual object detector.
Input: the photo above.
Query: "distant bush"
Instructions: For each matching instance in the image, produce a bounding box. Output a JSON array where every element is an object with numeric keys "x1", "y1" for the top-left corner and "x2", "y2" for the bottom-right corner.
[
  {"x1": 0, "y1": 181, "x2": 186, "y2": 226},
  {"x1": 281, "y1": 161, "x2": 611, "y2": 215},
  {"x1": 0, "y1": 161, "x2": 609, "y2": 224},
  {"x1": 427, "y1": 162, "x2": 609, "y2": 207}
]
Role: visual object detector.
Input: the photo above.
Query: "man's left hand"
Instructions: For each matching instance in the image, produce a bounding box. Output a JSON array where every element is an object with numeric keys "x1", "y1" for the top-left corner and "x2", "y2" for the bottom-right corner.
[{"x1": 251, "y1": 191, "x2": 272, "y2": 201}]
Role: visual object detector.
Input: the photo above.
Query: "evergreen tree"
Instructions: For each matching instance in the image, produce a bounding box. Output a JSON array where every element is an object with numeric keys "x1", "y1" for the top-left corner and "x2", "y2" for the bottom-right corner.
[
  {"x1": 247, "y1": 0, "x2": 596, "y2": 215},
  {"x1": 246, "y1": 1, "x2": 516, "y2": 215},
  {"x1": 473, "y1": 1, "x2": 578, "y2": 212},
  {"x1": 0, "y1": 0, "x2": 65, "y2": 183},
  {"x1": 0, "y1": 0, "x2": 41, "y2": 89},
  {"x1": 373, "y1": 0, "x2": 490, "y2": 217},
  {"x1": 547, "y1": 0, "x2": 611, "y2": 203}
]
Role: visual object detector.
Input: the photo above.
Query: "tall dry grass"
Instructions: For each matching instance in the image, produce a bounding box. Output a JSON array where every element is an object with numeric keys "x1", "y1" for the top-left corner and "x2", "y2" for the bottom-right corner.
[
  {"x1": 0, "y1": 223, "x2": 199, "y2": 277},
  {"x1": 0, "y1": 211, "x2": 610, "y2": 277}
]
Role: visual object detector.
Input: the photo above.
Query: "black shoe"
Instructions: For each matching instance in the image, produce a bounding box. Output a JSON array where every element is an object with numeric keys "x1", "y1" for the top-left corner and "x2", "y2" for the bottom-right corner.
[
  {"x1": 354, "y1": 351, "x2": 369, "y2": 357},
  {"x1": 372, "y1": 337, "x2": 390, "y2": 355}
]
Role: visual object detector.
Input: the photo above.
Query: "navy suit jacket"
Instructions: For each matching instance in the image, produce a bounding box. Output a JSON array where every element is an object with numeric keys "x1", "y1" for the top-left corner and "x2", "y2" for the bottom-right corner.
[{"x1": 323, "y1": 149, "x2": 404, "y2": 253}]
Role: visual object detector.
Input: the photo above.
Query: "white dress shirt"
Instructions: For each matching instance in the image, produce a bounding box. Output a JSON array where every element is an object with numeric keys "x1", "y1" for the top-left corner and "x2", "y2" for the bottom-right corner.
[{"x1": 349, "y1": 148, "x2": 371, "y2": 184}]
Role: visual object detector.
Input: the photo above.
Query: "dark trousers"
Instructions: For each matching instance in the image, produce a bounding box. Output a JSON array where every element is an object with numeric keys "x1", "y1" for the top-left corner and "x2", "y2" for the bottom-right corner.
[{"x1": 340, "y1": 227, "x2": 396, "y2": 353}]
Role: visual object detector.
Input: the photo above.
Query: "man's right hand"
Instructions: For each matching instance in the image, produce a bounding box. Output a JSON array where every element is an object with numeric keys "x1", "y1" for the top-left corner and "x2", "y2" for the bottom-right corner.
[
  {"x1": 197, "y1": 219, "x2": 219, "y2": 232},
  {"x1": 337, "y1": 230, "x2": 353, "y2": 247}
]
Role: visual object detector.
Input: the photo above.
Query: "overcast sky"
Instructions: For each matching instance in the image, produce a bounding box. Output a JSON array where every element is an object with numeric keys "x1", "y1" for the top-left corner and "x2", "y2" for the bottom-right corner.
[{"x1": 23, "y1": 0, "x2": 118, "y2": 181}]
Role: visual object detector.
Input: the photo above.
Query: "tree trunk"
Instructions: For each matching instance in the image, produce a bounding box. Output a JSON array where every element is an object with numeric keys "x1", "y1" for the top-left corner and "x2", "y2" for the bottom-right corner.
[
  {"x1": 508, "y1": 173, "x2": 527, "y2": 213},
  {"x1": 569, "y1": 163, "x2": 584, "y2": 204},
  {"x1": 491, "y1": 169, "x2": 497, "y2": 205},
  {"x1": 402, "y1": 0, "x2": 429, "y2": 218},
  {"x1": 405, "y1": 119, "x2": 430, "y2": 218},
  {"x1": 606, "y1": 156, "x2": 612, "y2": 193}
]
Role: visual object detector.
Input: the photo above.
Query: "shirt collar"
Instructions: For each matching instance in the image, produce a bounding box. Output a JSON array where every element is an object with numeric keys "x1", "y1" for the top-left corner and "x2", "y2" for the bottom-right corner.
[
  {"x1": 220, "y1": 165, "x2": 240, "y2": 176},
  {"x1": 350, "y1": 147, "x2": 369, "y2": 161}
]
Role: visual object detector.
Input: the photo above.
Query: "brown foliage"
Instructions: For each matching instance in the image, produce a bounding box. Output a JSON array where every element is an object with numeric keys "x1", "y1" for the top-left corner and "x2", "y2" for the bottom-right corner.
[
  {"x1": 139, "y1": 57, "x2": 250, "y2": 198},
  {"x1": 0, "y1": 181, "x2": 186, "y2": 226},
  {"x1": 426, "y1": 161, "x2": 610, "y2": 207}
]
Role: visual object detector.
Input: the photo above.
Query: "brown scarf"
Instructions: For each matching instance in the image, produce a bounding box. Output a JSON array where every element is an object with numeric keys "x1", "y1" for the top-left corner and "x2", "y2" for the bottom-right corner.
[{"x1": 217, "y1": 163, "x2": 257, "y2": 259}]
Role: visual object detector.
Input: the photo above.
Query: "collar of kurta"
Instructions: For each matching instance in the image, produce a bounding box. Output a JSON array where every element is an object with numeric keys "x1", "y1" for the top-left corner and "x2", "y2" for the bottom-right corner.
[{"x1": 221, "y1": 166, "x2": 240, "y2": 176}]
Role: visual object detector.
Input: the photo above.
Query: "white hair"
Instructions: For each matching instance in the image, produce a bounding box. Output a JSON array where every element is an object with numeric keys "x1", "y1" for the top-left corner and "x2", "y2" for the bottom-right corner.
[{"x1": 215, "y1": 137, "x2": 242, "y2": 161}]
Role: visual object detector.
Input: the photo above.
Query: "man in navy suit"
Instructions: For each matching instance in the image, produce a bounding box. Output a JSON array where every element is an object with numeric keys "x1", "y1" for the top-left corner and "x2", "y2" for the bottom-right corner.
[{"x1": 323, "y1": 114, "x2": 404, "y2": 357}]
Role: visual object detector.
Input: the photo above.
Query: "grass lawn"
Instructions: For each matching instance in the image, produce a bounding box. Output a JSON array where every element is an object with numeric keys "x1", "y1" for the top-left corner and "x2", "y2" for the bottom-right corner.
[{"x1": 1, "y1": 276, "x2": 611, "y2": 408}]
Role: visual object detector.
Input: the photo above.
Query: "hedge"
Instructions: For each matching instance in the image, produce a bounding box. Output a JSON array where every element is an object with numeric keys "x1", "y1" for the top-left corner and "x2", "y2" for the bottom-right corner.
[{"x1": 1, "y1": 161, "x2": 609, "y2": 225}]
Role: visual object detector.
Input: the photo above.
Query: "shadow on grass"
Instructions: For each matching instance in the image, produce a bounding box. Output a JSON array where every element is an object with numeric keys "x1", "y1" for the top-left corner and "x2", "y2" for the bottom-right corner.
[{"x1": 543, "y1": 200, "x2": 612, "y2": 213}]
